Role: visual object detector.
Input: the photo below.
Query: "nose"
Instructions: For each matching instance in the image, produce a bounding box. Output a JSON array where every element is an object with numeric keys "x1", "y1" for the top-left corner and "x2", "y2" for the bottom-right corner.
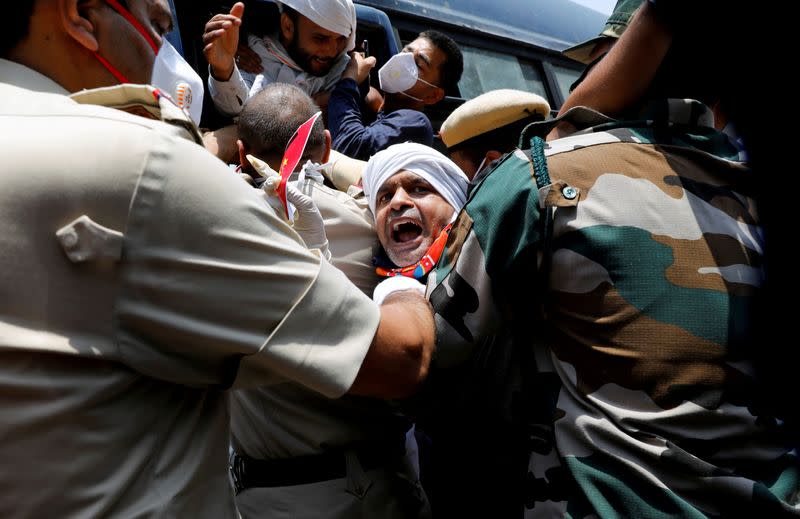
[
  {"x1": 319, "y1": 38, "x2": 339, "y2": 58},
  {"x1": 388, "y1": 187, "x2": 413, "y2": 211}
]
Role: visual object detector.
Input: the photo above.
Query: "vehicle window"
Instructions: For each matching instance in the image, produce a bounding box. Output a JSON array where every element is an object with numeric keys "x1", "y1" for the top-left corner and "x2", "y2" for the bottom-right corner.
[
  {"x1": 551, "y1": 63, "x2": 583, "y2": 103},
  {"x1": 457, "y1": 44, "x2": 547, "y2": 100}
]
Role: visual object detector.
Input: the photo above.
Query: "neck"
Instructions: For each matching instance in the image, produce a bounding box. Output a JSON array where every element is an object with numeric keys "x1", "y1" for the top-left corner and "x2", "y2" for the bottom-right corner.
[
  {"x1": 382, "y1": 93, "x2": 424, "y2": 114},
  {"x1": 10, "y1": 23, "x2": 117, "y2": 93}
]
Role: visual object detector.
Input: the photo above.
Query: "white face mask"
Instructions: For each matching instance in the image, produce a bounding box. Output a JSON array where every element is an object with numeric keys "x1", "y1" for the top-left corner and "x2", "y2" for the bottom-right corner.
[
  {"x1": 378, "y1": 52, "x2": 438, "y2": 98},
  {"x1": 151, "y1": 39, "x2": 204, "y2": 126}
]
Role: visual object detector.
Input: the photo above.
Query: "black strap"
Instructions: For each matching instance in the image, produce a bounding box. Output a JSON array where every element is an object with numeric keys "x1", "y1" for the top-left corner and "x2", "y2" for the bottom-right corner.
[{"x1": 231, "y1": 439, "x2": 406, "y2": 492}]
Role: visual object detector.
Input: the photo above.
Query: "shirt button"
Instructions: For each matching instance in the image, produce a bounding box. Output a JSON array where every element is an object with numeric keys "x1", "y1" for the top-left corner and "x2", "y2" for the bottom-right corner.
[
  {"x1": 62, "y1": 229, "x2": 79, "y2": 247},
  {"x1": 561, "y1": 186, "x2": 578, "y2": 200}
]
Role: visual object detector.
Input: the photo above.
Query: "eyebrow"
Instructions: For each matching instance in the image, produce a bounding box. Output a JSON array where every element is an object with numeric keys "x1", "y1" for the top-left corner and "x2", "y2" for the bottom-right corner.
[
  {"x1": 404, "y1": 46, "x2": 431, "y2": 68},
  {"x1": 407, "y1": 176, "x2": 433, "y2": 188},
  {"x1": 376, "y1": 176, "x2": 433, "y2": 200}
]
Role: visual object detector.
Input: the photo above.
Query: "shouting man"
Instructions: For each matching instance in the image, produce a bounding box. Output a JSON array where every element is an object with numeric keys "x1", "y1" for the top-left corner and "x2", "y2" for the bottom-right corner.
[{"x1": 362, "y1": 142, "x2": 468, "y2": 285}]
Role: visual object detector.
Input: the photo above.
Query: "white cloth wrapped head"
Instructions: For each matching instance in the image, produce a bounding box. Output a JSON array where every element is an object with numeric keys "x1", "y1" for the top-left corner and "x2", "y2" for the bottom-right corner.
[
  {"x1": 278, "y1": 0, "x2": 357, "y2": 52},
  {"x1": 362, "y1": 142, "x2": 469, "y2": 217}
]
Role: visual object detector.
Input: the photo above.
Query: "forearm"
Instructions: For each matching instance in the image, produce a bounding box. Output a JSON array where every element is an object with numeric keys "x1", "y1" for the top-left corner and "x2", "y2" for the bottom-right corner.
[
  {"x1": 328, "y1": 79, "x2": 370, "y2": 157},
  {"x1": 349, "y1": 291, "x2": 435, "y2": 399}
]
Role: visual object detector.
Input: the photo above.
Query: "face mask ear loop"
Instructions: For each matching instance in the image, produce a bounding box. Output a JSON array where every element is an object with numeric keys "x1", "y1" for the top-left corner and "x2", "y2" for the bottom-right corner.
[
  {"x1": 104, "y1": 0, "x2": 159, "y2": 54},
  {"x1": 475, "y1": 156, "x2": 488, "y2": 176},
  {"x1": 417, "y1": 77, "x2": 439, "y2": 89},
  {"x1": 399, "y1": 90, "x2": 424, "y2": 103}
]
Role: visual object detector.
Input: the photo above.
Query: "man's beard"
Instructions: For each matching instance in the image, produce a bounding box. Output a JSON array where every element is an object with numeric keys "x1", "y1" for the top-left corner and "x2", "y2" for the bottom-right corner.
[{"x1": 287, "y1": 35, "x2": 335, "y2": 77}]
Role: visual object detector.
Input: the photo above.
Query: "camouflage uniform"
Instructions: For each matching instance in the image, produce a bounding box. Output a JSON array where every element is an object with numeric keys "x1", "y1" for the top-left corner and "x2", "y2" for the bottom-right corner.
[{"x1": 426, "y1": 99, "x2": 800, "y2": 517}]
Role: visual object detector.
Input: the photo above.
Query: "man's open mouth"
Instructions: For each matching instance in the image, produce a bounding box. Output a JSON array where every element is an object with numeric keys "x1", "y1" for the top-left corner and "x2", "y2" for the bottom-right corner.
[{"x1": 391, "y1": 219, "x2": 423, "y2": 244}]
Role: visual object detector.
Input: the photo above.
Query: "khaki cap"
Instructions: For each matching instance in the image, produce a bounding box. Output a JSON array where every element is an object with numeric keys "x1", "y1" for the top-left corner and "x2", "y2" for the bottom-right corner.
[
  {"x1": 440, "y1": 89, "x2": 550, "y2": 150},
  {"x1": 562, "y1": 0, "x2": 643, "y2": 64}
]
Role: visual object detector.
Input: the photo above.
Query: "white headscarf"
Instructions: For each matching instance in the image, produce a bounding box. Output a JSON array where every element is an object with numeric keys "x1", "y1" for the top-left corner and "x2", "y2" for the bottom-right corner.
[
  {"x1": 362, "y1": 142, "x2": 469, "y2": 217},
  {"x1": 278, "y1": 0, "x2": 357, "y2": 51}
]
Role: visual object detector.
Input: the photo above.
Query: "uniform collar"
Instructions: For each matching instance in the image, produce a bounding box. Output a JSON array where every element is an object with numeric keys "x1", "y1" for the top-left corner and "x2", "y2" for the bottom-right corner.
[{"x1": 0, "y1": 58, "x2": 70, "y2": 96}]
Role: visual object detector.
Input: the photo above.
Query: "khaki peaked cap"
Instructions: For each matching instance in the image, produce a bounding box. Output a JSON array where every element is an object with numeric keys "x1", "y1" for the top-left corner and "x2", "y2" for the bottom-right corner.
[{"x1": 440, "y1": 89, "x2": 550, "y2": 150}]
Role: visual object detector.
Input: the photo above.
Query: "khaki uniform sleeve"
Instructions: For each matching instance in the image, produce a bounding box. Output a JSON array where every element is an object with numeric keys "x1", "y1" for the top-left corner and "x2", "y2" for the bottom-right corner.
[
  {"x1": 311, "y1": 183, "x2": 380, "y2": 297},
  {"x1": 116, "y1": 133, "x2": 380, "y2": 395}
]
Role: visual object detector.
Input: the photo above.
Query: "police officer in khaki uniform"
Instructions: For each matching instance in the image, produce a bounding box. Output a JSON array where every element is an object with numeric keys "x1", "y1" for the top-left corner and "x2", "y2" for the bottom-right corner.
[
  {"x1": 0, "y1": 1, "x2": 433, "y2": 518},
  {"x1": 232, "y1": 84, "x2": 428, "y2": 518},
  {"x1": 438, "y1": 88, "x2": 550, "y2": 182}
]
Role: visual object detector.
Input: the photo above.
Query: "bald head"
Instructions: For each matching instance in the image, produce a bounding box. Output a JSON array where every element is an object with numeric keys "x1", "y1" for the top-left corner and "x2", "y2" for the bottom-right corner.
[{"x1": 237, "y1": 83, "x2": 328, "y2": 171}]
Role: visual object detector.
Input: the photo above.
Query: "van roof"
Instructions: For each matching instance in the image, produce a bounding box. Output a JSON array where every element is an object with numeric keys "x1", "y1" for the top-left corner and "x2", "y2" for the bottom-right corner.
[{"x1": 356, "y1": 0, "x2": 607, "y2": 52}]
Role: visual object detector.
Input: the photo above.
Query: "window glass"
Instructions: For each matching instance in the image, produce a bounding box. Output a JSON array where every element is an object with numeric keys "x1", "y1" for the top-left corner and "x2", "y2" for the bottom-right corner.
[
  {"x1": 551, "y1": 63, "x2": 583, "y2": 102},
  {"x1": 458, "y1": 44, "x2": 547, "y2": 100}
]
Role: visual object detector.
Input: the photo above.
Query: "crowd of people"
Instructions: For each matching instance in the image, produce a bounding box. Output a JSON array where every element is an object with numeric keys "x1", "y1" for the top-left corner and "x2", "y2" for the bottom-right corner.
[{"x1": 1, "y1": 0, "x2": 796, "y2": 518}]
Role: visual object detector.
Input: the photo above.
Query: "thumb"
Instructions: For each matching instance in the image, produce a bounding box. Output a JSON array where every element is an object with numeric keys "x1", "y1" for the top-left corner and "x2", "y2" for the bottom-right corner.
[
  {"x1": 231, "y1": 2, "x2": 245, "y2": 19},
  {"x1": 364, "y1": 56, "x2": 377, "y2": 68}
]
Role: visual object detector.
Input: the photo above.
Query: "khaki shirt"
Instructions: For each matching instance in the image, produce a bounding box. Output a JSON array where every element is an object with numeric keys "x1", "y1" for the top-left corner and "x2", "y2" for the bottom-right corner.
[
  {"x1": 232, "y1": 182, "x2": 402, "y2": 459},
  {"x1": 0, "y1": 59, "x2": 379, "y2": 518},
  {"x1": 313, "y1": 182, "x2": 379, "y2": 297}
]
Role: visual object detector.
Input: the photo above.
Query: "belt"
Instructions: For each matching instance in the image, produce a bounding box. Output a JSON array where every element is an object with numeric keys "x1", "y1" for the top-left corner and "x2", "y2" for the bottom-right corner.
[{"x1": 231, "y1": 439, "x2": 406, "y2": 492}]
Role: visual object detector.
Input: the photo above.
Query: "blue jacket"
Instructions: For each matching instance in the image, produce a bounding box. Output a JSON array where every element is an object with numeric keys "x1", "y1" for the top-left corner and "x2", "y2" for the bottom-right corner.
[{"x1": 328, "y1": 78, "x2": 433, "y2": 161}]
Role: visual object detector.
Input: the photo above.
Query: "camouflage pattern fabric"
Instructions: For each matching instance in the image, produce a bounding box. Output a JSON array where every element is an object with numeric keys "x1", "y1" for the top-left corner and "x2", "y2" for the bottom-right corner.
[{"x1": 426, "y1": 99, "x2": 800, "y2": 517}]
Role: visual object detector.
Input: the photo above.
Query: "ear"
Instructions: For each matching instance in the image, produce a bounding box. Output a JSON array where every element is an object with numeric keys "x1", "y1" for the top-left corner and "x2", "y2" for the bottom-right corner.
[
  {"x1": 59, "y1": 0, "x2": 100, "y2": 52},
  {"x1": 280, "y1": 12, "x2": 295, "y2": 43},
  {"x1": 322, "y1": 130, "x2": 332, "y2": 164},
  {"x1": 424, "y1": 85, "x2": 445, "y2": 106},
  {"x1": 237, "y1": 139, "x2": 251, "y2": 171}
]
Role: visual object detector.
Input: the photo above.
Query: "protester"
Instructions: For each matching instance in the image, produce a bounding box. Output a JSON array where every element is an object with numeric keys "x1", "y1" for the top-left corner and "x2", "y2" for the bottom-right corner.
[
  {"x1": 328, "y1": 32, "x2": 463, "y2": 160},
  {"x1": 204, "y1": 0, "x2": 356, "y2": 116},
  {"x1": 361, "y1": 143, "x2": 468, "y2": 289}
]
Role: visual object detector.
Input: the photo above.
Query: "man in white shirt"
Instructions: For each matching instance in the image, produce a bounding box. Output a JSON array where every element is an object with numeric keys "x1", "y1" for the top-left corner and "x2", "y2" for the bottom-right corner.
[{"x1": 204, "y1": 0, "x2": 356, "y2": 116}]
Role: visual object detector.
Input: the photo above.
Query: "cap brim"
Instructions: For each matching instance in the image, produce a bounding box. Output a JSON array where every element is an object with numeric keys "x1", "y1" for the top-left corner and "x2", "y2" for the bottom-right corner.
[{"x1": 562, "y1": 35, "x2": 607, "y2": 65}]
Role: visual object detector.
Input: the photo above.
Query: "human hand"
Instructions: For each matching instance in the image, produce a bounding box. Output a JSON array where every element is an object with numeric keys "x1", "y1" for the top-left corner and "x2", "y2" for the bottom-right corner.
[
  {"x1": 284, "y1": 182, "x2": 330, "y2": 259},
  {"x1": 343, "y1": 51, "x2": 376, "y2": 85},
  {"x1": 203, "y1": 2, "x2": 244, "y2": 81},
  {"x1": 364, "y1": 86, "x2": 384, "y2": 115},
  {"x1": 202, "y1": 124, "x2": 239, "y2": 163},
  {"x1": 235, "y1": 41, "x2": 263, "y2": 74},
  {"x1": 311, "y1": 90, "x2": 331, "y2": 112}
]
